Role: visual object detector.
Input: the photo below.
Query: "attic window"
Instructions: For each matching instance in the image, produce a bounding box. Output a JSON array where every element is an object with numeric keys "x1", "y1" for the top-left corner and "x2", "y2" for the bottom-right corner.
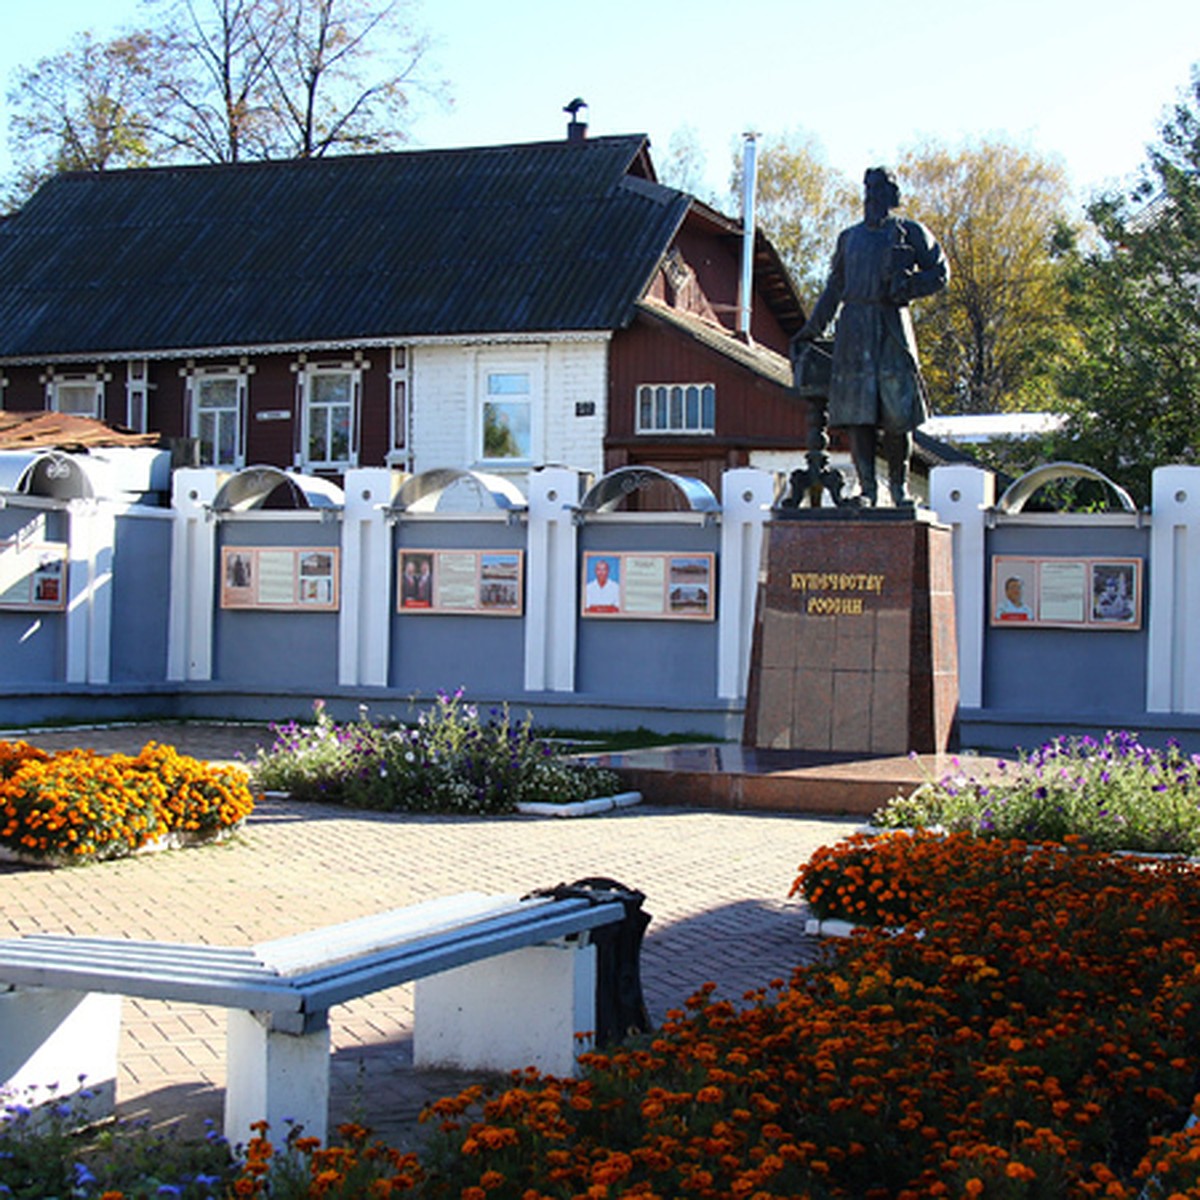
[{"x1": 636, "y1": 384, "x2": 715, "y2": 435}]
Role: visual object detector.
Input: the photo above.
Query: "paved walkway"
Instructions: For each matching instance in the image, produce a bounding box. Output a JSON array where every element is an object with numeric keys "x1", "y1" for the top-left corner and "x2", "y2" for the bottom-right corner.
[{"x1": 0, "y1": 723, "x2": 863, "y2": 1148}]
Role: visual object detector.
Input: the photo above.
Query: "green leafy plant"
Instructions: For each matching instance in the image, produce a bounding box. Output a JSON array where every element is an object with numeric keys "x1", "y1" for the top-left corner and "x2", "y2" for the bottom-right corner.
[
  {"x1": 250, "y1": 692, "x2": 622, "y2": 815},
  {"x1": 0, "y1": 1082, "x2": 234, "y2": 1198},
  {"x1": 873, "y1": 731, "x2": 1200, "y2": 854}
]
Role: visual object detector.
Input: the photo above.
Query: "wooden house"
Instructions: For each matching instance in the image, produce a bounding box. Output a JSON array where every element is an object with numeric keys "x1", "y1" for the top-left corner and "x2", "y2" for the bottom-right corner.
[{"x1": 0, "y1": 127, "x2": 809, "y2": 494}]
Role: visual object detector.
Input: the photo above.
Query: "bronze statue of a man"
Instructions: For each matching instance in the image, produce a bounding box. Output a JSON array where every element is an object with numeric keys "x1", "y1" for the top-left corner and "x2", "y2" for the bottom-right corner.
[{"x1": 794, "y1": 167, "x2": 948, "y2": 507}]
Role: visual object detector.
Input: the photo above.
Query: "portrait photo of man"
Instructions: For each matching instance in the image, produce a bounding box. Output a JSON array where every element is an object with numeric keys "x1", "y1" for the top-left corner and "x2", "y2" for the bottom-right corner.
[
  {"x1": 584, "y1": 555, "x2": 621, "y2": 613},
  {"x1": 996, "y1": 574, "x2": 1033, "y2": 621},
  {"x1": 400, "y1": 552, "x2": 434, "y2": 609}
]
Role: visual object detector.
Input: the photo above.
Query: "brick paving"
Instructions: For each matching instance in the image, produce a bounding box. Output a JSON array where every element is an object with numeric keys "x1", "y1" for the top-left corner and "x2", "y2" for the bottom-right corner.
[{"x1": 0, "y1": 723, "x2": 863, "y2": 1149}]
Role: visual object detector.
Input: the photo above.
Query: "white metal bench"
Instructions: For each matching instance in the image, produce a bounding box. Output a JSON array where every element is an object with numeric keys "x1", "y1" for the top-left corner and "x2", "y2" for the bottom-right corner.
[{"x1": 0, "y1": 889, "x2": 629, "y2": 1144}]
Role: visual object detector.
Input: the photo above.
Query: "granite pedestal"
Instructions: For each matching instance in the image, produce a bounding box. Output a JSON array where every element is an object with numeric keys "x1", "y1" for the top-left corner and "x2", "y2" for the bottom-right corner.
[{"x1": 743, "y1": 510, "x2": 958, "y2": 755}]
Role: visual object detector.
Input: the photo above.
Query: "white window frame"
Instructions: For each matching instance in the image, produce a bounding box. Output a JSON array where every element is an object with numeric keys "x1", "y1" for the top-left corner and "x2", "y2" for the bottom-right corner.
[
  {"x1": 300, "y1": 362, "x2": 360, "y2": 472},
  {"x1": 387, "y1": 346, "x2": 409, "y2": 467},
  {"x1": 187, "y1": 367, "x2": 247, "y2": 469},
  {"x1": 475, "y1": 353, "x2": 543, "y2": 468},
  {"x1": 47, "y1": 370, "x2": 106, "y2": 419},
  {"x1": 635, "y1": 382, "x2": 716, "y2": 435},
  {"x1": 125, "y1": 360, "x2": 150, "y2": 433}
]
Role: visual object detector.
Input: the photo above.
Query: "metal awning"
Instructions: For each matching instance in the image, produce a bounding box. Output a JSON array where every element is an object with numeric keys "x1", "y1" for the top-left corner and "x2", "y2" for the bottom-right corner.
[
  {"x1": 579, "y1": 466, "x2": 719, "y2": 513},
  {"x1": 212, "y1": 466, "x2": 344, "y2": 512}
]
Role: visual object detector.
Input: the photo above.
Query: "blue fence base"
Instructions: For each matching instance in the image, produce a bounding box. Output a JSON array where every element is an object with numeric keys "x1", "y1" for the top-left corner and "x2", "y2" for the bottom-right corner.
[
  {"x1": 0, "y1": 684, "x2": 745, "y2": 742},
  {"x1": 957, "y1": 707, "x2": 1200, "y2": 755}
]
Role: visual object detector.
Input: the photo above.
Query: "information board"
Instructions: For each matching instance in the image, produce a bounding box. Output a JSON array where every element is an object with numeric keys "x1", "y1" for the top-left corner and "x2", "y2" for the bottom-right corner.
[
  {"x1": 397, "y1": 549, "x2": 523, "y2": 615},
  {"x1": 581, "y1": 552, "x2": 715, "y2": 620},
  {"x1": 221, "y1": 547, "x2": 340, "y2": 610},
  {"x1": 0, "y1": 538, "x2": 68, "y2": 611},
  {"x1": 991, "y1": 555, "x2": 1142, "y2": 630}
]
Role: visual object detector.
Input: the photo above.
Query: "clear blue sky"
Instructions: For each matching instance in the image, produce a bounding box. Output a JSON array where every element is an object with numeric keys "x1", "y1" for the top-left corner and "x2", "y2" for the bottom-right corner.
[{"x1": 2, "y1": 0, "x2": 1197, "y2": 214}]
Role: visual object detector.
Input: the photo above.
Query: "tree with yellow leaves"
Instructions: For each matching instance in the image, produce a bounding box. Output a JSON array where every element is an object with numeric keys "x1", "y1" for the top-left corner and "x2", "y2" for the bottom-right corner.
[{"x1": 897, "y1": 139, "x2": 1079, "y2": 415}]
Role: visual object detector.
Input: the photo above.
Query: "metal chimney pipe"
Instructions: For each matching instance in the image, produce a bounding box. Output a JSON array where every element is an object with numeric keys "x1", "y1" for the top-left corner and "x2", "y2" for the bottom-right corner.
[{"x1": 738, "y1": 131, "x2": 759, "y2": 340}]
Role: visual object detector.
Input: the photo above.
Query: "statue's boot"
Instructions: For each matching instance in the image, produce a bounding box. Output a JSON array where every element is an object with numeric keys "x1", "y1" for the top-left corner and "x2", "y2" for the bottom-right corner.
[
  {"x1": 849, "y1": 426, "x2": 878, "y2": 506},
  {"x1": 883, "y1": 431, "x2": 915, "y2": 509}
]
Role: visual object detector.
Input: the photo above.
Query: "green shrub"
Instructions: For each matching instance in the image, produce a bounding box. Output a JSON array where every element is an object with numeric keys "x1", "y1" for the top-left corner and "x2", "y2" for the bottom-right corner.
[
  {"x1": 874, "y1": 731, "x2": 1200, "y2": 854},
  {"x1": 0, "y1": 1083, "x2": 234, "y2": 1198},
  {"x1": 250, "y1": 692, "x2": 622, "y2": 815}
]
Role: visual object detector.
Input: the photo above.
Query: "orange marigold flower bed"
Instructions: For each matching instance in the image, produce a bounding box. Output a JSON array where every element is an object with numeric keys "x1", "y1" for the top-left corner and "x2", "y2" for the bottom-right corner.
[
  {"x1": 0, "y1": 739, "x2": 254, "y2": 864},
  {"x1": 227, "y1": 835, "x2": 1200, "y2": 1199}
]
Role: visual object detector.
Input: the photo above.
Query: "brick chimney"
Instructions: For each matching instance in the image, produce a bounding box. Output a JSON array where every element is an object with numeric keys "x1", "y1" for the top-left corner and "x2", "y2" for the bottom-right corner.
[{"x1": 564, "y1": 98, "x2": 588, "y2": 141}]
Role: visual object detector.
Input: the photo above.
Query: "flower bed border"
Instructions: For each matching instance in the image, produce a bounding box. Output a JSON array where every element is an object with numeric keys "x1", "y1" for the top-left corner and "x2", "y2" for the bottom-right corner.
[
  {"x1": 515, "y1": 789, "x2": 642, "y2": 817},
  {"x1": 0, "y1": 821, "x2": 246, "y2": 868},
  {"x1": 260, "y1": 789, "x2": 644, "y2": 818}
]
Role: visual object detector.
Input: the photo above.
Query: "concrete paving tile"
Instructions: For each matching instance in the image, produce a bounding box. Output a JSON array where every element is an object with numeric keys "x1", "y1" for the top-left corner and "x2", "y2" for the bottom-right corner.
[{"x1": 2, "y1": 722, "x2": 862, "y2": 1147}]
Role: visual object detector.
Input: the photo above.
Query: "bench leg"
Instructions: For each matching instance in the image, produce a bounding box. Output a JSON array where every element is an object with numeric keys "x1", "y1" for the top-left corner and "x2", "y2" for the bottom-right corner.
[
  {"x1": 0, "y1": 987, "x2": 121, "y2": 1126},
  {"x1": 225, "y1": 1010, "x2": 330, "y2": 1148},
  {"x1": 413, "y1": 940, "x2": 597, "y2": 1078}
]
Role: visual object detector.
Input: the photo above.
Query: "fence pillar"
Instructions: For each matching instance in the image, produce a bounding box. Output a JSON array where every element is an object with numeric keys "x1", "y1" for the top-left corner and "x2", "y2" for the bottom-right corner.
[
  {"x1": 167, "y1": 469, "x2": 221, "y2": 681},
  {"x1": 929, "y1": 465, "x2": 993, "y2": 709},
  {"x1": 718, "y1": 469, "x2": 774, "y2": 700},
  {"x1": 64, "y1": 501, "x2": 116, "y2": 685},
  {"x1": 339, "y1": 469, "x2": 393, "y2": 687},
  {"x1": 1148, "y1": 466, "x2": 1200, "y2": 713},
  {"x1": 525, "y1": 468, "x2": 585, "y2": 692}
]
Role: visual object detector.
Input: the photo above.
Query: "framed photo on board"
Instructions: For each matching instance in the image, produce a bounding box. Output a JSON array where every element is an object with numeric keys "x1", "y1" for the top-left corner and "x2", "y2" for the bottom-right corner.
[
  {"x1": 0, "y1": 539, "x2": 68, "y2": 611},
  {"x1": 221, "y1": 547, "x2": 340, "y2": 610},
  {"x1": 990, "y1": 555, "x2": 1141, "y2": 630},
  {"x1": 397, "y1": 549, "x2": 523, "y2": 615},
  {"x1": 581, "y1": 551, "x2": 715, "y2": 620}
]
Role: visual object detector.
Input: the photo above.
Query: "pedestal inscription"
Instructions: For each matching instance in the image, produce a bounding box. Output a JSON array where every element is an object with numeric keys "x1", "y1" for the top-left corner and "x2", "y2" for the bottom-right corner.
[{"x1": 743, "y1": 516, "x2": 958, "y2": 755}]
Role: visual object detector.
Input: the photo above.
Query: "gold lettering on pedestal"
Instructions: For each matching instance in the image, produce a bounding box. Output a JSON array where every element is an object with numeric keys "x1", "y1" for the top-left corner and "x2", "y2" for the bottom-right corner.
[
  {"x1": 806, "y1": 595, "x2": 864, "y2": 615},
  {"x1": 789, "y1": 570, "x2": 885, "y2": 615}
]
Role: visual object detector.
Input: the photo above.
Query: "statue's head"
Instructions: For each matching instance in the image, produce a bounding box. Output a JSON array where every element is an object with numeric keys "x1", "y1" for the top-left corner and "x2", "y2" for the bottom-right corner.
[{"x1": 863, "y1": 167, "x2": 901, "y2": 216}]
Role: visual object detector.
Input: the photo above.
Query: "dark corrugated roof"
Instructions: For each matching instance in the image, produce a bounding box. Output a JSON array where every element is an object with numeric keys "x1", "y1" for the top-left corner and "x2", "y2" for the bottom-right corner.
[{"x1": 0, "y1": 135, "x2": 691, "y2": 359}]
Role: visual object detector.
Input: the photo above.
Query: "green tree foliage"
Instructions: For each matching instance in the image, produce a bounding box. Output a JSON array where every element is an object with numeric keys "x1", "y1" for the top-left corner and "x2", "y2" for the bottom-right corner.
[
  {"x1": 3, "y1": 0, "x2": 444, "y2": 207},
  {"x1": 897, "y1": 139, "x2": 1078, "y2": 416},
  {"x1": 1050, "y1": 65, "x2": 1200, "y2": 507},
  {"x1": 4, "y1": 30, "x2": 169, "y2": 204},
  {"x1": 729, "y1": 128, "x2": 857, "y2": 306}
]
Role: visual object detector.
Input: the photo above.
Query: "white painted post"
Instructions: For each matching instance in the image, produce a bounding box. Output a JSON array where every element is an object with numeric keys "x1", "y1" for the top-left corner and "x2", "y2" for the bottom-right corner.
[
  {"x1": 167, "y1": 469, "x2": 221, "y2": 681},
  {"x1": 224, "y1": 1011, "x2": 331, "y2": 1148},
  {"x1": 1148, "y1": 466, "x2": 1200, "y2": 713},
  {"x1": 525, "y1": 468, "x2": 584, "y2": 692},
  {"x1": 718, "y1": 469, "x2": 774, "y2": 700},
  {"x1": 64, "y1": 501, "x2": 116, "y2": 685},
  {"x1": 413, "y1": 941, "x2": 597, "y2": 1078},
  {"x1": 0, "y1": 989, "x2": 121, "y2": 1122},
  {"x1": 338, "y1": 469, "x2": 394, "y2": 687},
  {"x1": 929, "y1": 465, "x2": 994, "y2": 709}
]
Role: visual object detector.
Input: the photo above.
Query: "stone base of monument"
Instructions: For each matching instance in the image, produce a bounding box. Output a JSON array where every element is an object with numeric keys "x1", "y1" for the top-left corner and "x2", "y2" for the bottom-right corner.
[{"x1": 743, "y1": 509, "x2": 958, "y2": 755}]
